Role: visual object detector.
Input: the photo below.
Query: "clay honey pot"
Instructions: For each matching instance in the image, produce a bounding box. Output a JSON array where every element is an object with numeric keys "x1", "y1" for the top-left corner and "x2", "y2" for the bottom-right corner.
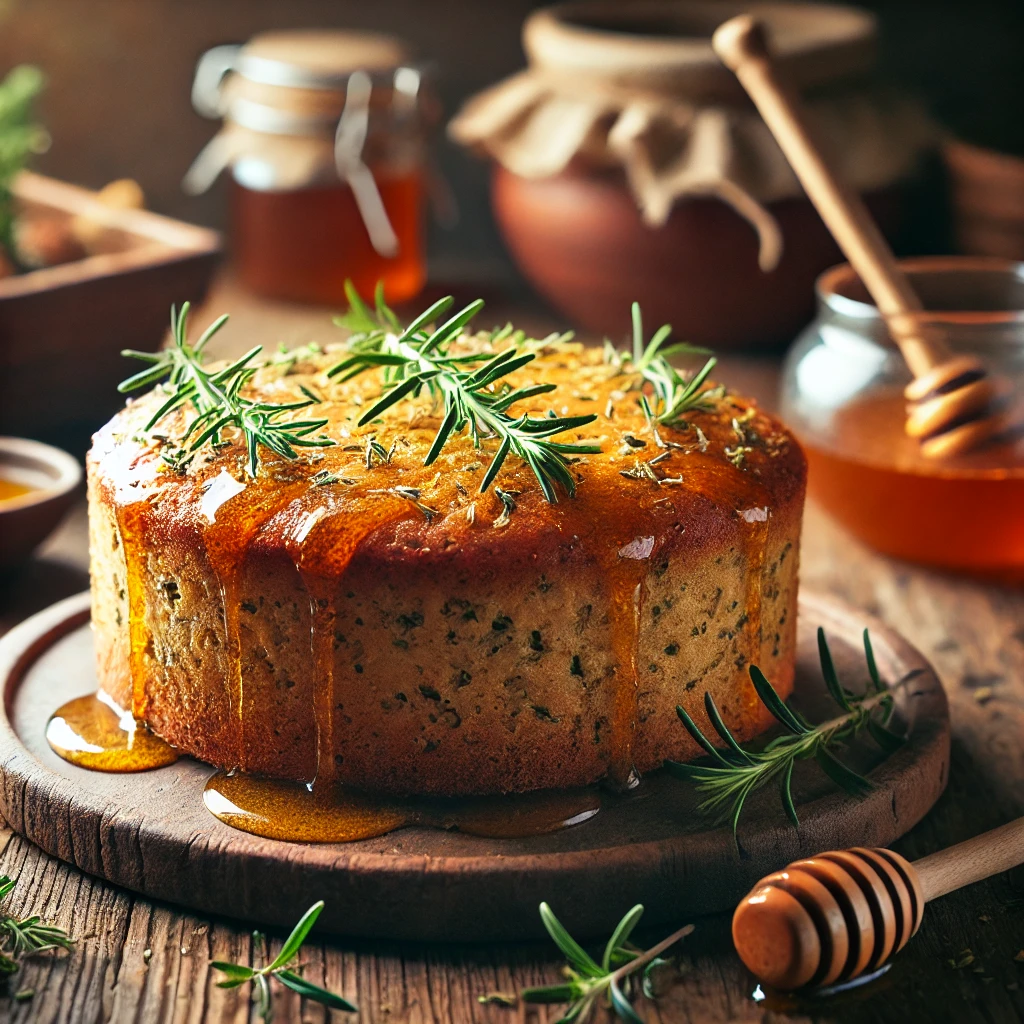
[{"x1": 451, "y1": 1, "x2": 933, "y2": 349}]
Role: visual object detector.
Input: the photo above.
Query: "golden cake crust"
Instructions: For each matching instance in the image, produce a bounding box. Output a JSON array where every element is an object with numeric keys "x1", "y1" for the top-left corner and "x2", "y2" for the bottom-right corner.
[{"x1": 88, "y1": 334, "x2": 805, "y2": 795}]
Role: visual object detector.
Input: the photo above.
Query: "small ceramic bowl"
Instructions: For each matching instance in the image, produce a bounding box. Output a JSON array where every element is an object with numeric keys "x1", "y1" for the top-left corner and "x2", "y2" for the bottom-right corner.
[{"x1": 0, "y1": 436, "x2": 82, "y2": 570}]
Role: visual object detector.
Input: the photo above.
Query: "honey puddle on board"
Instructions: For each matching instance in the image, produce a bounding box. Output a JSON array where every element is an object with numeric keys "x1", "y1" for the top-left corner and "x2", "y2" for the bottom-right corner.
[
  {"x1": 203, "y1": 771, "x2": 601, "y2": 843},
  {"x1": 45, "y1": 693, "x2": 601, "y2": 842},
  {"x1": 46, "y1": 692, "x2": 178, "y2": 772}
]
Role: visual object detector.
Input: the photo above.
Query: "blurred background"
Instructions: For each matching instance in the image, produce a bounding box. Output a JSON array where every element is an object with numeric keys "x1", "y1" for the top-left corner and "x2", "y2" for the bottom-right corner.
[
  {"x1": 1, "y1": 0, "x2": 1023, "y2": 594},
  {"x1": 2, "y1": 0, "x2": 1022, "y2": 286}
]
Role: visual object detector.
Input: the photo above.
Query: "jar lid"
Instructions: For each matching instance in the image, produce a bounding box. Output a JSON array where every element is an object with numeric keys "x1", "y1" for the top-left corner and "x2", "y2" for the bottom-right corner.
[
  {"x1": 191, "y1": 29, "x2": 416, "y2": 123},
  {"x1": 234, "y1": 30, "x2": 410, "y2": 91}
]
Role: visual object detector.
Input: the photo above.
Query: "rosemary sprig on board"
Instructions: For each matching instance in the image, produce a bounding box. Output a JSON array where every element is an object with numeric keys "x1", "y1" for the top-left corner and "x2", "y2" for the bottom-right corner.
[
  {"x1": 666, "y1": 628, "x2": 908, "y2": 836},
  {"x1": 518, "y1": 902, "x2": 694, "y2": 1023},
  {"x1": 328, "y1": 282, "x2": 600, "y2": 502},
  {"x1": 0, "y1": 874, "x2": 73, "y2": 976},
  {"x1": 211, "y1": 901, "x2": 355, "y2": 1023},
  {"x1": 606, "y1": 303, "x2": 722, "y2": 425},
  {"x1": 119, "y1": 303, "x2": 334, "y2": 476}
]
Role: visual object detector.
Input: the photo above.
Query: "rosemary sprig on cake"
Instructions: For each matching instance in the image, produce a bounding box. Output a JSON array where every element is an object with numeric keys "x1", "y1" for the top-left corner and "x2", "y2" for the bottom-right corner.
[
  {"x1": 328, "y1": 283, "x2": 600, "y2": 502},
  {"x1": 211, "y1": 901, "x2": 355, "y2": 1022},
  {"x1": 605, "y1": 302, "x2": 723, "y2": 425},
  {"x1": 667, "y1": 628, "x2": 909, "y2": 837},
  {"x1": 119, "y1": 303, "x2": 334, "y2": 476},
  {"x1": 496, "y1": 902, "x2": 693, "y2": 1023}
]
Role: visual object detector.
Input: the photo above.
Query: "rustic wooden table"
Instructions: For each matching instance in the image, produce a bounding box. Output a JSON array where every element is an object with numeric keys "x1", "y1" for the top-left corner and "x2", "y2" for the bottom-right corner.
[{"x1": 1, "y1": 280, "x2": 1022, "y2": 1023}]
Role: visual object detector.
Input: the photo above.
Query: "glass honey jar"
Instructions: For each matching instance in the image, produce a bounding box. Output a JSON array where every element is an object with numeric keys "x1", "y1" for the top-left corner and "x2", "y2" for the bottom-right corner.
[
  {"x1": 781, "y1": 257, "x2": 1024, "y2": 582},
  {"x1": 185, "y1": 30, "x2": 432, "y2": 305}
]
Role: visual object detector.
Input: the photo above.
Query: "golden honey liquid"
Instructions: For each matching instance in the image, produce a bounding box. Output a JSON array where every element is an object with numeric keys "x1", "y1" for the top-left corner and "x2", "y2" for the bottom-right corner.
[
  {"x1": 802, "y1": 391, "x2": 1024, "y2": 581},
  {"x1": 203, "y1": 772, "x2": 601, "y2": 843},
  {"x1": 231, "y1": 171, "x2": 425, "y2": 306},
  {"x1": 46, "y1": 692, "x2": 178, "y2": 772},
  {"x1": 0, "y1": 478, "x2": 36, "y2": 502}
]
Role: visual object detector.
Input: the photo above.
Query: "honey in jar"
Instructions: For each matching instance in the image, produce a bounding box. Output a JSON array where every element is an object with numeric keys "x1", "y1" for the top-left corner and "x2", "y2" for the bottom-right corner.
[
  {"x1": 186, "y1": 30, "x2": 431, "y2": 305},
  {"x1": 783, "y1": 257, "x2": 1024, "y2": 581}
]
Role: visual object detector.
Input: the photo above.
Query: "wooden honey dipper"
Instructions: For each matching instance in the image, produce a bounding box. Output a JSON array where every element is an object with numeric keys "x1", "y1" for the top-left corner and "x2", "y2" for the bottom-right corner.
[
  {"x1": 712, "y1": 15, "x2": 1024, "y2": 459},
  {"x1": 732, "y1": 816, "x2": 1024, "y2": 991}
]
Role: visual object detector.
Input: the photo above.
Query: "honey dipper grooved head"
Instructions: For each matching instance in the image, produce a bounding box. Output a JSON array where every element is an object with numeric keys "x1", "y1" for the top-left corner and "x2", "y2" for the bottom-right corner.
[
  {"x1": 732, "y1": 848, "x2": 923, "y2": 991},
  {"x1": 903, "y1": 355, "x2": 1023, "y2": 459}
]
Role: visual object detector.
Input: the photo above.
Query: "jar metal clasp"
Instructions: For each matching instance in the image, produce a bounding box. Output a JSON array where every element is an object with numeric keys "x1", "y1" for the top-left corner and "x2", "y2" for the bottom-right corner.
[{"x1": 334, "y1": 70, "x2": 400, "y2": 258}]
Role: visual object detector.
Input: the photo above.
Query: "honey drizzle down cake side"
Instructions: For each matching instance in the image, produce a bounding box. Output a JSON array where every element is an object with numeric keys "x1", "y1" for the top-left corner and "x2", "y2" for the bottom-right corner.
[{"x1": 87, "y1": 313, "x2": 805, "y2": 797}]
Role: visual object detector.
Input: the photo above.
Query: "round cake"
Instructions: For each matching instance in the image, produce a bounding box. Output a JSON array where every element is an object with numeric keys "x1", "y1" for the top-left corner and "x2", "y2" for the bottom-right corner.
[{"x1": 87, "y1": 305, "x2": 806, "y2": 796}]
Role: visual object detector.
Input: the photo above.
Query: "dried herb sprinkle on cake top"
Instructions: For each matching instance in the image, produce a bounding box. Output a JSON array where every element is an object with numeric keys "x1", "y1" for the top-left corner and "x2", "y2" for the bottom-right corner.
[{"x1": 117, "y1": 284, "x2": 787, "y2": 507}]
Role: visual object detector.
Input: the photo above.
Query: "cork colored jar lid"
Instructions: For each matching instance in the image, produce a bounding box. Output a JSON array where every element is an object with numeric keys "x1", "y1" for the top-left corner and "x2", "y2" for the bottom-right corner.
[
  {"x1": 210, "y1": 29, "x2": 416, "y2": 123},
  {"x1": 524, "y1": 1, "x2": 877, "y2": 100},
  {"x1": 235, "y1": 30, "x2": 410, "y2": 90}
]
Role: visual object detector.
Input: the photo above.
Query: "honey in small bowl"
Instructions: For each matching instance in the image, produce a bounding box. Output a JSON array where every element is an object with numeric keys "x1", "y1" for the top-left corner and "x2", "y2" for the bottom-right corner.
[{"x1": 0, "y1": 477, "x2": 38, "y2": 504}]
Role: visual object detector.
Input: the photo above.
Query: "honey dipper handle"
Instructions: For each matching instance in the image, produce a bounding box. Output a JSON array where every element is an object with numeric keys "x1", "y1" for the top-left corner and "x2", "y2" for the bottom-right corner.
[
  {"x1": 711, "y1": 16, "x2": 946, "y2": 377},
  {"x1": 914, "y1": 816, "x2": 1024, "y2": 903}
]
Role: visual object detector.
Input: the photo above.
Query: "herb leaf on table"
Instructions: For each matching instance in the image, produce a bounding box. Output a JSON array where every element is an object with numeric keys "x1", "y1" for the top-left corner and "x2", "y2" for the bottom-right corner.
[
  {"x1": 210, "y1": 901, "x2": 355, "y2": 1023},
  {"x1": 666, "y1": 627, "x2": 910, "y2": 837},
  {"x1": 518, "y1": 902, "x2": 694, "y2": 1023},
  {"x1": 0, "y1": 874, "x2": 74, "y2": 977}
]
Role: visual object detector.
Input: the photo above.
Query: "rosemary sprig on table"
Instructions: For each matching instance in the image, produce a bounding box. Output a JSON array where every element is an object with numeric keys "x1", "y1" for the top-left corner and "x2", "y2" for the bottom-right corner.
[
  {"x1": 0, "y1": 874, "x2": 73, "y2": 977},
  {"x1": 606, "y1": 303, "x2": 722, "y2": 425},
  {"x1": 510, "y1": 902, "x2": 693, "y2": 1023},
  {"x1": 328, "y1": 282, "x2": 600, "y2": 502},
  {"x1": 119, "y1": 304, "x2": 334, "y2": 476},
  {"x1": 211, "y1": 901, "x2": 355, "y2": 1023},
  {"x1": 666, "y1": 628, "x2": 909, "y2": 836}
]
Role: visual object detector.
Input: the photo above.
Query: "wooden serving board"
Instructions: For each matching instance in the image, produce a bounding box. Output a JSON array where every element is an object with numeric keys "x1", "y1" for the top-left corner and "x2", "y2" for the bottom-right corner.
[{"x1": 0, "y1": 590, "x2": 949, "y2": 942}]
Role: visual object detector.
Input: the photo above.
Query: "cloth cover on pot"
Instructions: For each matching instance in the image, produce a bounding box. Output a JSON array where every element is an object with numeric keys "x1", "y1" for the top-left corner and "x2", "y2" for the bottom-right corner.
[{"x1": 449, "y1": 1, "x2": 934, "y2": 270}]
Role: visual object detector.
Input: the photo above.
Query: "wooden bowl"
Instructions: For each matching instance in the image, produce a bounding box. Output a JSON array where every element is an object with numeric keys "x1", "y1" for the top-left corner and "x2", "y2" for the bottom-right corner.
[
  {"x1": 0, "y1": 173, "x2": 221, "y2": 455},
  {"x1": 492, "y1": 164, "x2": 901, "y2": 349},
  {"x1": 0, "y1": 437, "x2": 82, "y2": 570}
]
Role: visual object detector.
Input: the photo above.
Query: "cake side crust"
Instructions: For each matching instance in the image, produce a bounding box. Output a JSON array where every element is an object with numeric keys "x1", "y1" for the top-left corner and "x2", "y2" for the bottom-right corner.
[{"x1": 88, "y1": 339, "x2": 805, "y2": 795}]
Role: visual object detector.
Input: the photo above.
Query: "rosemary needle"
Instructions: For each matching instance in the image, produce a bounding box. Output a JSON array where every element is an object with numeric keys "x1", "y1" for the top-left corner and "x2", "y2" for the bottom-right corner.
[
  {"x1": 0, "y1": 874, "x2": 73, "y2": 976},
  {"x1": 519, "y1": 902, "x2": 694, "y2": 1023},
  {"x1": 211, "y1": 902, "x2": 355, "y2": 1023}
]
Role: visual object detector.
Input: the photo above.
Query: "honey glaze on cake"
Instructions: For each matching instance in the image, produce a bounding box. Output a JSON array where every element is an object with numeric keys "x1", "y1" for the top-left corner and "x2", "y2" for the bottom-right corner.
[{"x1": 77, "y1": 327, "x2": 805, "y2": 842}]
